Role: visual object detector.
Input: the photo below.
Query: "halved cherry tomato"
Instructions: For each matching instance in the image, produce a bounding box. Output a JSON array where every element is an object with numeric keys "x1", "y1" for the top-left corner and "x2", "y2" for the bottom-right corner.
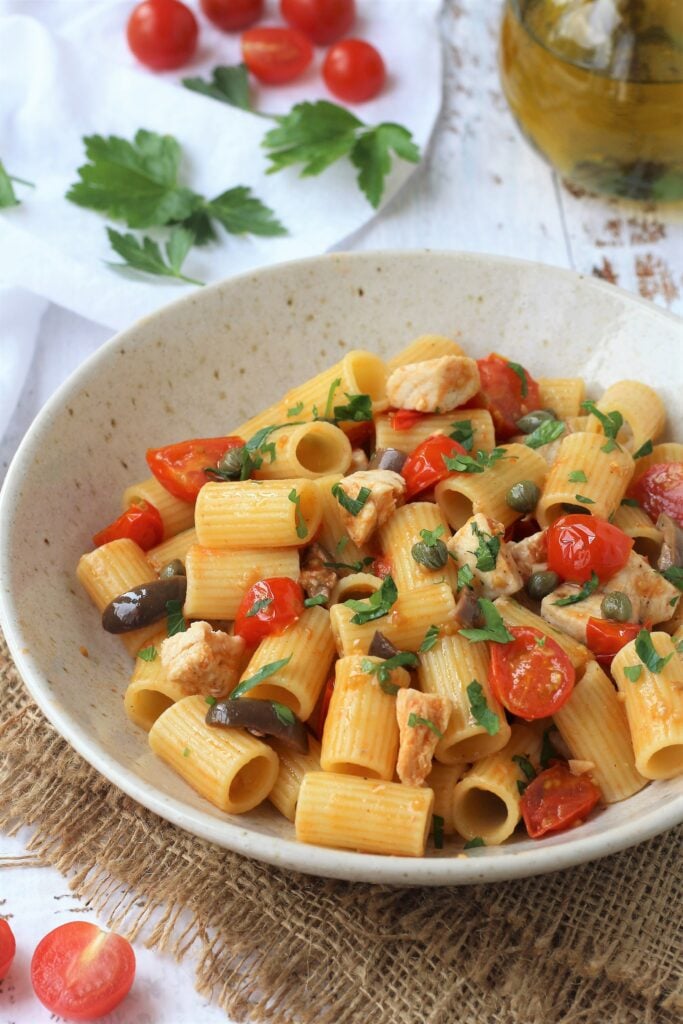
[
  {"x1": 92, "y1": 501, "x2": 163, "y2": 551},
  {"x1": 0, "y1": 919, "x2": 15, "y2": 980},
  {"x1": 323, "y1": 38, "x2": 386, "y2": 103},
  {"x1": 521, "y1": 763, "x2": 601, "y2": 838},
  {"x1": 146, "y1": 436, "x2": 243, "y2": 503},
  {"x1": 630, "y1": 462, "x2": 683, "y2": 529},
  {"x1": 31, "y1": 921, "x2": 135, "y2": 1021},
  {"x1": 234, "y1": 577, "x2": 304, "y2": 645},
  {"x1": 546, "y1": 514, "x2": 633, "y2": 584},
  {"x1": 241, "y1": 26, "x2": 313, "y2": 84},
  {"x1": 389, "y1": 409, "x2": 426, "y2": 431},
  {"x1": 126, "y1": 0, "x2": 198, "y2": 71},
  {"x1": 200, "y1": 0, "x2": 263, "y2": 31},
  {"x1": 585, "y1": 618, "x2": 641, "y2": 662},
  {"x1": 401, "y1": 434, "x2": 467, "y2": 499},
  {"x1": 504, "y1": 515, "x2": 540, "y2": 543},
  {"x1": 281, "y1": 0, "x2": 355, "y2": 45},
  {"x1": 474, "y1": 353, "x2": 542, "y2": 439},
  {"x1": 371, "y1": 555, "x2": 392, "y2": 579},
  {"x1": 312, "y1": 674, "x2": 335, "y2": 740},
  {"x1": 489, "y1": 625, "x2": 575, "y2": 720}
]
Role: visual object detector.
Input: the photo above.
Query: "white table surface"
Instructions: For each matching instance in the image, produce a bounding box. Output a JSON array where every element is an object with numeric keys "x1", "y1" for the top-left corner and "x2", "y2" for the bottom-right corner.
[{"x1": 1, "y1": 2, "x2": 682, "y2": 1023}]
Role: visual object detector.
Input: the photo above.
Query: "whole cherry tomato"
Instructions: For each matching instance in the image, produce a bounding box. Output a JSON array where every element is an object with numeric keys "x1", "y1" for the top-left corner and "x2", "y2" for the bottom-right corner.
[
  {"x1": 389, "y1": 409, "x2": 426, "y2": 431},
  {"x1": 520, "y1": 763, "x2": 601, "y2": 839},
  {"x1": 200, "y1": 0, "x2": 263, "y2": 31},
  {"x1": 585, "y1": 618, "x2": 641, "y2": 661},
  {"x1": 93, "y1": 501, "x2": 163, "y2": 551},
  {"x1": 401, "y1": 434, "x2": 467, "y2": 499},
  {"x1": 0, "y1": 919, "x2": 15, "y2": 980},
  {"x1": 126, "y1": 0, "x2": 198, "y2": 71},
  {"x1": 31, "y1": 922, "x2": 135, "y2": 1021},
  {"x1": 473, "y1": 353, "x2": 542, "y2": 440},
  {"x1": 546, "y1": 514, "x2": 633, "y2": 584},
  {"x1": 234, "y1": 577, "x2": 305, "y2": 645},
  {"x1": 489, "y1": 625, "x2": 575, "y2": 720},
  {"x1": 241, "y1": 26, "x2": 313, "y2": 84},
  {"x1": 146, "y1": 436, "x2": 244, "y2": 503},
  {"x1": 323, "y1": 39, "x2": 386, "y2": 103},
  {"x1": 630, "y1": 462, "x2": 683, "y2": 528},
  {"x1": 280, "y1": 0, "x2": 355, "y2": 45}
]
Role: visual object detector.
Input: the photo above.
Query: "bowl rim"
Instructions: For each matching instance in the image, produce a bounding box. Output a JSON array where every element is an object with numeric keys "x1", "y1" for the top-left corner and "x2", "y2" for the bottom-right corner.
[{"x1": 1, "y1": 249, "x2": 682, "y2": 886}]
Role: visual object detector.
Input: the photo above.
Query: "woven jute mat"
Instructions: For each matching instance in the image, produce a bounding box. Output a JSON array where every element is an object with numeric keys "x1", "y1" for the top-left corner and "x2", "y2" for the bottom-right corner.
[{"x1": 1, "y1": 633, "x2": 681, "y2": 1024}]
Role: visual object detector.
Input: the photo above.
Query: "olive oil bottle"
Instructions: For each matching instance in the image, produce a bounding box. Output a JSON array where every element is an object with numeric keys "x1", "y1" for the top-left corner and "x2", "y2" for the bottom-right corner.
[{"x1": 500, "y1": 0, "x2": 683, "y2": 202}]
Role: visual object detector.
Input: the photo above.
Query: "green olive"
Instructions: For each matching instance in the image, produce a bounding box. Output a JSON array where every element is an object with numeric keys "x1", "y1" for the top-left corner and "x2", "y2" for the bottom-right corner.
[
  {"x1": 516, "y1": 409, "x2": 556, "y2": 434},
  {"x1": 601, "y1": 591, "x2": 632, "y2": 622},
  {"x1": 526, "y1": 570, "x2": 561, "y2": 601},
  {"x1": 506, "y1": 480, "x2": 541, "y2": 513},
  {"x1": 216, "y1": 445, "x2": 246, "y2": 479},
  {"x1": 411, "y1": 539, "x2": 449, "y2": 570},
  {"x1": 159, "y1": 559, "x2": 186, "y2": 579}
]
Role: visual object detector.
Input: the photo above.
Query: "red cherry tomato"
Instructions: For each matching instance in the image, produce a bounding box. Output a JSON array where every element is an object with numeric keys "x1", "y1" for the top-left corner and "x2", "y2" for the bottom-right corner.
[
  {"x1": 200, "y1": 0, "x2": 263, "y2": 31},
  {"x1": 389, "y1": 409, "x2": 426, "y2": 431},
  {"x1": 126, "y1": 0, "x2": 198, "y2": 71},
  {"x1": 241, "y1": 26, "x2": 313, "y2": 84},
  {"x1": 146, "y1": 436, "x2": 243, "y2": 503},
  {"x1": 31, "y1": 922, "x2": 135, "y2": 1021},
  {"x1": 0, "y1": 919, "x2": 15, "y2": 980},
  {"x1": 489, "y1": 626, "x2": 575, "y2": 720},
  {"x1": 234, "y1": 577, "x2": 305, "y2": 645},
  {"x1": 521, "y1": 763, "x2": 601, "y2": 838},
  {"x1": 312, "y1": 674, "x2": 335, "y2": 739},
  {"x1": 474, "y1": 353, "x2": 542, "y2": 440},
  {"x1": 323, "y1": 38, "x2": 386, "y2": 103},
  {"x1": 401, "y1": 434, "x2": 467, "y2": 499},
  {"x1": 630, "y1": 462, "x2": 683, "y2": 529},
  {"x1": 281, "y1": 0, "x2": 355, "y2": 45},
  {"x1": 585, "y1": 618, "x2": 641, "y2": 662},
  {"x1": 546, "y1": 514, "x2": 633, "y2": 584},
  {"x1": 92, "y1": 501, "x2": 163, "y2": 551}
]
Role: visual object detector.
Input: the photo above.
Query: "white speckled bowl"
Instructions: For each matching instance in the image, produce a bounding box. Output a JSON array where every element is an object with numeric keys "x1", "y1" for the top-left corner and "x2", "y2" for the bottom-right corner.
[{"x1": 1, "y1": 252, "x2": 682, "y2": 885}]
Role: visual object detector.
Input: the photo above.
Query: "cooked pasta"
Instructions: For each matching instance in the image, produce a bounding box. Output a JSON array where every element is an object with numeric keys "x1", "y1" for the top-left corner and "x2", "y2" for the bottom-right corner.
[
  {"x1": 183, "y1": 544, "x2": 300, "y2": 620},
  {"x1": 536, "y1": 432, "x2": 634, "y2": 526},
  {"x1": 386, "y1": 333, "x2": 465, "y2": 370},
  {"x1": 375, "y1": 408, "x2": 495, "y2": 455},
  {"x1": 537, "y1": 377, "x2": 586, "y2": 420},
  {"x1": 123, "y1": 477, "x2": 195, "y2": 539},
  {"x1": 195, "y1": 479, "x2": 322, "y2": 548}
]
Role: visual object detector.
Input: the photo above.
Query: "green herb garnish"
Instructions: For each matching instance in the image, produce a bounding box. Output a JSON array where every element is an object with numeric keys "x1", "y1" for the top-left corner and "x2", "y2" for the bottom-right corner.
[
  {"x1": 580, "y1": 400, "x2": 623, "y2": 453},
  {"x1": 0, "y1": 160, "x2": 33, "y2": 208},
  {"x1": 333, "y1": 392, "x2": 373, "y2": 423},
  {"x1": 620, "y1": 497, "x2": 639, "y2": 508},
  {"x1": 345, "y1": 575, "x2": 398, "y2": 625},
  {"x1": 287, "y1": 401, "x2": 304, "y2": 417},
  {"x1": 444, "y1": 448, "x2": 509, "y2": 474},
  {"x1": 407, "y1": 712, "x2": 443, "y2": 738},
  {"x1": 467, "y1": 680, "x2": 500, "y2": 736},
  {"x1": 419, "y1": 625, "x2": 440, "y2": 653},
  {"x1": 456, "y1": 564, "x2": 475, "y2": 592},
  {"x1": 361, "y1": 651, "x2": 418, "y2": 685},
  {"x1": 553, "y1": 571, "x2": 600, "y2": 606},
  {"x1": 633, "y1": 439, "x2": 654, "y2": 459},
  {"x1": 623, "y1": 664, "x2": 642, "y2": 682},
  {"x1": 272, "y1": 701, "x2": 296, "y2": 726},
  {"x1": 470, "y1": 521, "x2": 500, "y2": 573},
  {"x1": 512, "y1": 754, "x2": 536, "y2": 796},
  {"x1": 323, "y1": 556, "x2": 375, "y2": 573},
  {"x1": 524, "y1": 418, "x2": 565, "y2": 450},
  {"x1": 540, "y1": 729, "x2": 558, "y2": 769},
  {"x1": 321, "y1": 378, "x2": 342, "y2": 418},
  {"x1": 182, "y1": 747, "x2": 191, "y2": 757},
  {"x1": 246, "y1": 596, "x2": 273, "y2": 618},
  {"x1": 182, "y1": 63, "x2": 251, "y2": 111},
  {"x1": 166, "y1": 599, "x2": 187, "y2": 637},
  {"x1": 137, "y1": 645, "x2": 158, "y2": 662},
  {"x1": 433, "y1": 814, "x2": 445, "y2": 849},
  {"x1": 568, "y1": 470, "x2": 588, "y2": 483},
  {"x1": 635, "y1": 630, "x2": 673, "y2": 674},
  {"x1": 574, "y1": 494, "x2": 595, "y2": 505},
  {"x1": 661, "y1": 567, "x2": 683, "y2": 592},
  {"x1": 331, "y1": 482, "x2": 371, "y2": 517},
  {"x1": 449, "y1": 419, "x2": 474, "y2": 452},
  {"x1": 229, "y1": 656, "x2": 292, "y2": 699},
  {"x1": 464, "y1": 837, "x2": 485, "y2": 850},
  {"x1": 205, "y1": 695, "x2": 217, "y2": 706},
  {"x1": 288, "y1": 488, "x2": 308, "y2": 539},
  {"x1": 507, "y1": 361, "x2": 529, "y2": 397},
  {"x1": 304, "y1": 594, "x2": 327, "y2": 607},
  {"x1": 459, "y1": 599, "x2": 514, "y2": 644},
  {"x1": 107, "y1": 226, "x2": 203, "y2": 285}
]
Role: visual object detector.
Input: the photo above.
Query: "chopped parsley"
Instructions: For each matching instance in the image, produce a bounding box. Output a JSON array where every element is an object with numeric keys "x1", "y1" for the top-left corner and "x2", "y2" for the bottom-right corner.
[
  {"x1": 322, "y1": 377, "x2": 342, "y2": 418},
  {"x1": 512, "y1": 754, "x2": 536, "y2": 795},
  {"x1": 620, "y1": 497, "x2": 639, "y2": 508},
  {"x1": 580, "y1": 400, "x2": 623, "y2": 453},
  {"x1": 407, "y1": 712, "x2": 443, "y2": 739},
  {"x1": 419, "y1": 624, "x2": 440, "y2": 652},
  {"x1": 568, "y1": 470, "x2": 588, "y2": 483},
  {"x1": 469, "y1": 521, "x2": 500, "y2": 573},
  {"x1": 524, "y1": 418, "x2": 565, "y2": 449},
  {"x1": 507, "y1": 360, "x2": 529, "y2": 397},
  {"x1": 361, "y1": 651, "x2": 418, "y2": 685},
  {"x1": 166, "y1": 599, "x2": 187, "y2": 637},
  {"x1": 137, "y1": 645, "x2": 157, "y2": 662},
  {"x1": 467, "y1": 680, "x2": 500, "y2": 736},
  {"x1": 420, "y1": 525, "x2": 444, "y2": 547},
  {"x1": 336, "y1": 536, "x2": 349, "y2": 553},
  {"x1": 345, "y1": 574, "x2": 398, "y2": 625},
  {"x1": 272, "y1": 701, "x2": 296, "y2": 726},
  {"x1": 635, "y1": 630, "x2": 673, "y2": 674},
  {"x1": 287, "y1": 401, "x2": 304, "y2": 417},
  {"x1": 574, "y1": 493, "x2": 595, "y2": 505},
  {"x1": 229, "y1": 656, "x2": 292, "y2": 699},
  {"x1": 552, "y1": 571, "x2": 599, "y2": 606},
  {"x1": 433, "y1": 814, "x2": 445, "y2": 849},
  {"x1": 182, "y1": 747, "x2": 191, "y2": 757},
  {"x1": 459, "y1": 598, "x2": 514, "y2": 644},
  {"x1": 633, "y1": 439, "x2": 653, "y2": 459},
  {"x1": 449, "y1": 419, "x2": 474, "y2": 451},
  {"x1": 540, "y1": 728, "x2": 558, "y2": 769},
  {"x1": 661, "y1": 567, "x2": 683, "y2": 592},
  {"x1": 331, "y1": 482, "x2": 371, "y2": 517},
  {"x1": 464, "y1": 837, "x2": 485, "y2": 850},
  {"x1": 304, "y1": 594, "x2": 327, "y2": 607},
  {"x1": 456, "y1": 563, "x2": 475, "y2": 592},
  {"x1": 246, "y1": 596, "x2": 273, "y2": 618},
  {"x1": 205, "y1": 695, "x2": 217, "y2": 706},
  {"x1": 333, "y1": 392, "x2": 373, "y2": 423},
  {"x1": 323, "y1": 556, "x2": 375, "y2": 573},
  {"x1": 535, "y1": 635, "x2": 547, "y2": 647},
  {"x1": 623, "y1": 664, "x2": 642, "y2": 682},
  {"x1": 288, "y1": 488, "x2": 308, "y2": 538},
  {"x1": 443, "y1": 448, "x2": 509, "y2": 474}
]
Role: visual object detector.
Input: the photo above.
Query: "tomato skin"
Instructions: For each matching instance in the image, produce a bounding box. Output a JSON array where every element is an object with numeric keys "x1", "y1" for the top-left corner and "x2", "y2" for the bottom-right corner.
[
  {"x1": 200, "y1": 0, "x2": 263, "y2": 31},
  {"x1": 323, "y1": 38, "x2": 386, "y2": 103},
  {"x1": 475, "y1": 353, "x2": 542, "y2": 440},
  {"x1": 241, "y1": 26, "x2": 313, "y2": 84},
  {"x1": 546, "y1": 514, "x2": 633, "y2": 584},
  {"x1": 146, "y1": 436, "x2": 243, "y2": 503},
  {"x1": 521, "y1": 764, "x2": 602, "y2": 839},
  {"x1": 401, "y1": 435, "x2": 467, "y2": 499},
  {"x1": 127, "y1": 0, "x2": 198, "y2": 71},
  {"x1": 31, "y1": 922, "x2": 135, "y2": 1021},
  {"x1": 234, "y1": 577, "x2": 305, "y2": 645},
  {"x1": 585, "y1": 618, "x2": 641, "y2": 661},
  {"x1": 93, "y1": 501, "x2": 163, "y2": 551},
  {"x1": 281, "y1": 0, "x2": 355, "y2": 44},
  {"x1": 0, "y1": 919, "x2": 15, "y2": 980},
  {"x1": 389, "y1": 409, "x2": 426, "y2": 431},
  {"x1": 631, "y1": 462, "x2": 683, "y2": 529},
  {"x1": 489, "y1": 626, "x2": 575, "y2": 720}
]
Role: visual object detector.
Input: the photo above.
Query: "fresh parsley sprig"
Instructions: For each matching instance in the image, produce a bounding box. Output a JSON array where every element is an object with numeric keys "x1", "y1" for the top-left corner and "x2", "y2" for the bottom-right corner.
[
  {"x1": 344, "y1": 575, "x2": 398, "y2": 625},
  {"x1": 507, "y1": 361, "x2": 529, "y2": 397},
  {"x1": 182, "y1": 64, "x2": 252, "y2": 111},
  {"x1": 580, "y1": 400, "x2": 623, "y2": 453},
  {"x1": 635, "y1": 630, "x2": 673, "y2": 674},
  {"x1": 0, "y1": 160, "x2": 34, "y2": 209},
  {"x1": 419, "y1": 625, "x2": 440, "y2": 652},
  {"x1": 361, "y1": 651, "x2": 418, "y2": 687},
  {"x1": 552, "y1": 572, "x2": 599, "y2": 606},
  {"x1": 469, "y1": 521, "x2": 500, "y2": 573},
  {"x1": 467, "y1": 680, "x2": 500, "y2": 736},
  {"x1": 661, "y1": 567, "x2": 683, "y2": 592},
  {"x1": 332, "y1": 482, "x2": 371, "y2": 517},
  {"x1": 166, "y1": 599, "x2": 187, "y2": 636},
  {"x1": 459, "y1": 599, "x2": 514, "y2": 644},
  {"x1": 524, "y1": 418, "x2": 565, "y2": 449},
  {"x1": 107, "y1": 227, "x2": 203, "y2": 285},
  {"x1": 449, "y1": 420, "x2": 474, "y2": 451},
  {"x1": 230, "y1": 656, "x2": 292, "y2": 699},
  {"x1": 407, "y1": 712, "x2": 443, "y2": 738},
  {"x1": 443, "y1": 448, "x2": 509, "y2": 474}
]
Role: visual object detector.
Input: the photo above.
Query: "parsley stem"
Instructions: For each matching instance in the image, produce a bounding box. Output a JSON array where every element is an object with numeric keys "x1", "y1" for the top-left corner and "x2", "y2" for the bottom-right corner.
[{"x1": 9, "y1": 175, "x2": 35, "y2": 188}]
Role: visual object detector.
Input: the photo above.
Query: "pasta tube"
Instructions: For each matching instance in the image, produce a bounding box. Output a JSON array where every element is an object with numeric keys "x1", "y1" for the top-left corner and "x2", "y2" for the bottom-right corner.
[
  {"x1": 146, "y1": 527, "x2": 197, "y2": 573},
  {"x1": 330, "y1": 582, "x2": 457, "y2": 656},
  {"x1": 427, "y1": 763, "x2": 465, "y2": 835},
  {"x1": 252, "y1": 421, "x2": 352, "y2": 480},
  {"x1": 585, "y1": 380, "x2": 666, "y2": 453},
  {"x1": 375, "y1": 409, "x2": 495, "y2": 455},
  {"x1": 493, "y1": 596, "x2": 592, "y2": 671},
  {"x1": 386, "y1": 333, "x2": 464, "y2": 370},
  {"x1": 378, "y1": 502, "x2": 458, "y2": 593},
  {"x1": 313, "y1": 474, "x2": 369, "y2": 566},
  {"x1": 124, "y1": 632, "x2": 185, "y2": 732},
  {"x1": 122, "y1": 477, "x2": 195, "y2": 539},
  {"x1": 267, "y1": 736, "x2": 322, "y2": 822},
  {"x1": 537, "y1": 378, "x2": 586, "y2": 419},
  {"x1": 195, "y1": 479, "x2": 321, "y2": 548},
  {"x1": 611, "y1": 504, "x2": 662, "y2": 564},
  {"x1": 536, "y1": 432, "x2": 634, "y2": 527},
  {"x1": 329, "y1": 572, "x2": 382, "y2": 605},
  {"x1": 632, "y1": 442, "x2": 683, "y2": 482},
  {"x1": 283, "y1": 350, "x2": 388, "y2": 423},
  {"x1": 183, "y1": 545, "x2": 300, "y2": 621}
]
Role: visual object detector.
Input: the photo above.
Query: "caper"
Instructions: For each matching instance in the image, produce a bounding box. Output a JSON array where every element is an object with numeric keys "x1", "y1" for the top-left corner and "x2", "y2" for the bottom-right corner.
[
  {"x1": 411, "y1": 539, "x2": 449, "y2": 570},
  {"x1": 601, "y1": 591, "x2": 632, "y2": 622},
  {"x1": 216, "y1": 445, "x2": 246, "y2": 480},
  {"x1": 516, "y1": 409, "x2": 556, "y2": 434},
  {"x1": 506, "y1": 479, "x2": 541, "y2": 513},
  {"x1": 526, "y1": 570, "x2": 561, "y2": 601},
  {"x1": 159, "y1": 559, "x2": 186, "y2": 579}
]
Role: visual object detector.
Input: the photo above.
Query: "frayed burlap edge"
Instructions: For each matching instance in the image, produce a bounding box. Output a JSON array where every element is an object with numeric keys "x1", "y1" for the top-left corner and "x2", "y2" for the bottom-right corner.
[{"x1": 1, "y1": 640, "x2": 682, "y2": 1024}]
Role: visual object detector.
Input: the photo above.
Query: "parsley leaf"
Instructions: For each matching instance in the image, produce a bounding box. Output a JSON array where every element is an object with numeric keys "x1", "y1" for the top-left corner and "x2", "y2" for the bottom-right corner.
[
  {"x1": 433, "y1": 814, "x2": 445, "y2": 849},
  {"x1": 107, "y1": 226, "x2": 203, "y2": 285},
  {"x1": 345, "y1": 574, "x2": 398, "y2": 625},
  {"x1": 0, "y1": 160, "x2": 32, "y2": 208},
  {"x1": 137, "y1": 645, "x2": 157, "y2": 662},
  {"x1": 568, "y1": 470, "x2": 588, "y2": 483},
  {"x1": 419, "y1": 625, "x2": 440, "y2": 652},
  {"x1": 304, "y1": 594, "x2": 327, "y2": 607},
  {"x1": 321, "y1": 378, "x2": 342, "y2": 418},
  {"x1": 182, "y1": 63, "x2": 251, "y2": 111},
  {"x1": 623, "y1": 664, "x2": 642, "y2": 682},
  {"x1": 288, "y1": 489, "x2": 308, "y2": 539},
  {"x1": 552, "y1": 571, "x2": 600, "y2": 606},
  {"x1": 166, "y1": 599, "x2": 187, "y2": 636},
  {"x1": 467, "y1": 680, "x2": 500, "y2": 735},
  {"x1": 288, "y1": 401, "x2": 304, "y2": 417},
  {"x1": 449, "y1": 420, "x2": 474, "y2": 451},
  {"x1": 507, "y1": 361, "x2": 529, "y2": 397},
  {"x1": 182, "y1": 747, "x2": 191, "y2": 757},
  {"x1": 574, "y1": 493, "x2": 595, "y2": 505},
  {"x1": 407, "y1": 712, "x2": 443, "y2": 738},
  {"x1": 205, "y1": 695, "x2": 217, "y2": 706},
  {"x1": 420, "y1": 525, "x2": 445, "y2": 547},
  {"x1": 512, "y1": 753, "x2": 536, "y2": 783},
  {"x1": 246, "y1": 596, "x2": 273, "y2": 618},
  {"x1": 464, "y1": 837, "x2": 485, "y2": 850},
  {"x1": 540, "y1": 729, "x2": 558, "y2": 770},
  {"x1": 635, "y1": 630, "x2": 673, "y2": 674},
  {"x1": 661, "y1": 567, "x2": 683, "y2": 592},
  {"x1": 443, "y1": 448, "x2": 509, "y2": 474},
  {"x1": 580, "y1": 400, "x2": 623, "y2": 452},
  {"x1": 230, "y1": 656, "x2": 292, "y2": 699},
  {"x1": 332, "y1": 482, "x2": 371, "y2": 517},
  {"x1": 272, "y1": 701, "x2": 296, "y2": 726},
  {"x1": 621, "y1": 497, "x2": 639, "y2": 508},
  {"x1": 332, "y1": 392, "x2": 373, "y2": 423},
  {"x1": 633, "y1": 439, "x2": 654, "y2": 459},
  {"x1": 361, "y1": 651, "x2": 418, "y2": 685},
  {"x1": 323, "y1": 557, "x2": 375, "y2": 573},
  {"x1": 456, "y1": 563, "x2": 475, "y2": 592},
  {"x1": 459, "y1": 599, "x2": 514, "y2": 644},
  {"x1": 262, "y1": 100, "x2": 420, "y2": 208},
  {"x1": 206, "y1": 186, "x2": 286, "y2": 237},
  {"x1": 525, "y1": 418, "x2": 565, "y2": 449},
  {"x1": 469, "y1": 521, "x2": 500, "y2": 573}
]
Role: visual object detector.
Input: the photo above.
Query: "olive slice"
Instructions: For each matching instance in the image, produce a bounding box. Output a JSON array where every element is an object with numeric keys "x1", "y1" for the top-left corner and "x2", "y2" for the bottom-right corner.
[
  {"x1": 206, "y1": 698, "x2": 309, "y2": 753},
  {"x1": 369, "y1": 447, "x2": 408, "y2": 473},
  {"x1": 101, "y1": 577, "x2": 187, "y2": 634},
  {"x1": 369, "y1": 630, "x2": 399, "y2": 659}
]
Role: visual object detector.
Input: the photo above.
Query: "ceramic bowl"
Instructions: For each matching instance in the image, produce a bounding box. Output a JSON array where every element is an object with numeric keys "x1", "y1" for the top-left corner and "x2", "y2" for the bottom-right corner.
[{"x1": 1, "y1": 251, "x2": 681, "y2": 885}]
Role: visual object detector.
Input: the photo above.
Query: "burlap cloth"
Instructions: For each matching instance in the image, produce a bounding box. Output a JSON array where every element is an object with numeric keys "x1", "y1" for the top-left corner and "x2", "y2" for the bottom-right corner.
[{"x1": 1, "y1": 633, "x2": 681, "y2": 1024}]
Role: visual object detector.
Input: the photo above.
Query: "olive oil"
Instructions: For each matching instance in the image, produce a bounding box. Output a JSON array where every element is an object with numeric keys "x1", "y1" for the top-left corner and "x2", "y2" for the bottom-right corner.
[{"x1": 500, "y1": 0, "x2": 683, "y2": 202}]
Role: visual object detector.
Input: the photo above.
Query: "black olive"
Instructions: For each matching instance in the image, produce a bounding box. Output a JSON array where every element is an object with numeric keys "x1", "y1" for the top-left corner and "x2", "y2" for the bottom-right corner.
[
  {"x1": 206, "y1": 698, "x2": 308, "y2": 753},
  {"x1": 506, "y1": 480, "x2": 541, "y2": 513},
  {"x1": 369, "y1": 631, "x2": 400, "y2": 659},
  {"x1": 102, "y1": 576, "x2": 187, "y2": 633},
  {"x1": 368, "y1": 448, "x2": 408, "y2": 473},
  {"x1": 159, "y1": 559, "x2": 186, "y2": 579},
  {"x1": 526, "y1": 570, "x2": 561, "y2": 601}
]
